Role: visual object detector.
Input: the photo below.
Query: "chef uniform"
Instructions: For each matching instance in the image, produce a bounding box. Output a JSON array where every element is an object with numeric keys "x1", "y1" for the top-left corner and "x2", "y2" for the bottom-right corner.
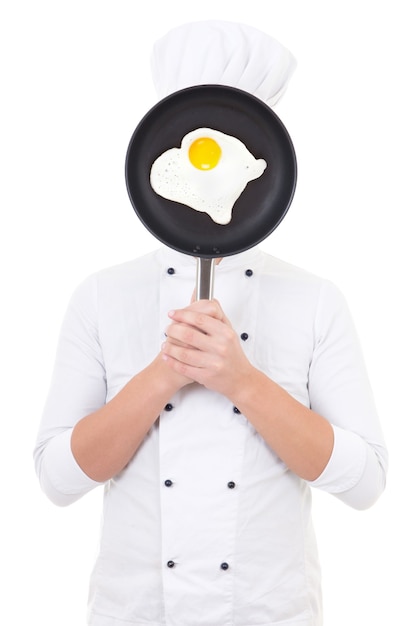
[{"x1": 34, "y1": 22, "x2": 388, "y2": 626}]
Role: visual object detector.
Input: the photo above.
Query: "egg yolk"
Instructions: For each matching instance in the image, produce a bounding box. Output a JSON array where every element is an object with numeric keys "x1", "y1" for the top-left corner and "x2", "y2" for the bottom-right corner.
[{"x1": 188, "y1": 137, "x2": 221, "y2": 170}]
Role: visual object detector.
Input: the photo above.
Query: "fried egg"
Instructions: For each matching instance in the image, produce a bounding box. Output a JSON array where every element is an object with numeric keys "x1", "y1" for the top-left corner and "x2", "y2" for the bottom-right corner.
[{"x1": 150, "y1": 128, "x2": 267, "y2": 225}]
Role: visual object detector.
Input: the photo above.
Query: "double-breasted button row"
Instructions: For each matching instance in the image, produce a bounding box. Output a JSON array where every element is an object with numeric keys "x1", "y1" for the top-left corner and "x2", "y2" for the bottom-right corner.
[
  {"x1": 168, "y1": 266, "x2": 253, "y2": 274},
  {"x1": 166, "y1": 560, "x2": 230, "y2": 570},
  {"x1": 165, "y1": 401, "x2": 242, "y2": 417},
  {"x1": 168, "y1": 267, "x2": 253, "y2": 276},
  {"x1": 163, "y1": 479, "x2": 237, "y2": 489}
]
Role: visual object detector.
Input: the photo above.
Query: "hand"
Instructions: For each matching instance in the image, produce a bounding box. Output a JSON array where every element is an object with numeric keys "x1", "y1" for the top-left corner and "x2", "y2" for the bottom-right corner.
[
  {"x1": 161, "y1": 299, "x2": 253, "y2": 397},
  {"x1": 155, "y1": 350, "x2": 194, "y2": 391}
]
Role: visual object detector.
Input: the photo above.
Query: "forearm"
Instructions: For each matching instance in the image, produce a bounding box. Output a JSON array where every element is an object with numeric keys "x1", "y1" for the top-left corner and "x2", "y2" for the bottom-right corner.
[
  {"x1": 228, "y1": 367, "x2": 334, "y2": 482},
  {"x1": 71, "y1": 354, "x2": 187, "y2": 482}
]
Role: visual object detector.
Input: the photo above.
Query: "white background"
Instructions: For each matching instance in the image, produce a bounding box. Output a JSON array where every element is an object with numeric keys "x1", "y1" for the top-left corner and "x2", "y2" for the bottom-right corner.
[{"x1": 1, "y1": 1, "x2": 416, "y2": 624}]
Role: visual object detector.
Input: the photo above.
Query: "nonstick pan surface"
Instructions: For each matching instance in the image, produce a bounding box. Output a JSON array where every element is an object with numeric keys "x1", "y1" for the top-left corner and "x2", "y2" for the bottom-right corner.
[{"x1": 125, "y1": 85, "x2": 297, "y2": 260}]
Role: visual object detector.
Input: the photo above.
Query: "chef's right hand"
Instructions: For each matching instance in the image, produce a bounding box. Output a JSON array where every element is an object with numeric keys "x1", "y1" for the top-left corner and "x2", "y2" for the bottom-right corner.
[{"x1": 157, "y1": 348, "x2": 194, "y2": 390}]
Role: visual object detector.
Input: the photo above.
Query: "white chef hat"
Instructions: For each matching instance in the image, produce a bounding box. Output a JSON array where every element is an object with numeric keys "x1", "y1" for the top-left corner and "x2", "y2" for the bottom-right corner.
[{"x1": 150, "y1": 20, "x2": 296, "y2": 109}]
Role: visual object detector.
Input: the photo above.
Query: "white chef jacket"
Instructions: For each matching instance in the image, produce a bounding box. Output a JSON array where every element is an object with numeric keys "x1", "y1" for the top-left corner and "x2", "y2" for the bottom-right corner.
[{"x1": 34, "y1": 246, "x2": 388, "y2": 626}]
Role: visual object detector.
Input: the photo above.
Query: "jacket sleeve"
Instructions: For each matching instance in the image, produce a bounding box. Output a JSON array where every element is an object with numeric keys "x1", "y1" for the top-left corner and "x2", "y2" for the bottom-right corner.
[
  {"x1": 306, "y1": 280, "x2": 388, "y2": 510},
  {"x1": 33, "y1": 274, "x2": 105, "y2": 506}
]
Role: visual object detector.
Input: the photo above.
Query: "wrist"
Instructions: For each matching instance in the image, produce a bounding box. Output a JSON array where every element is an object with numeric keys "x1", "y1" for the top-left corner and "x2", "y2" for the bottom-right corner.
[
  {"x1": 146, "y1": 353, "x2": 192, "y2": 396},
  {"x1": 226, "y1": 363, "x2": 262, "y2": 409}
]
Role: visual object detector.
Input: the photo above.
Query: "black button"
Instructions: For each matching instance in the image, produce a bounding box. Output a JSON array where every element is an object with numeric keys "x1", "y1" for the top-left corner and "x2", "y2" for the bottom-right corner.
[
  {"x1": 240, "y1": 332, "x2": 249, "y2": 341},
  {"x1": 227, "y1": 481, "x2": 236, "y2": 489},
  {"x1": 245, "y1": 269, "x2": 253, "y2": 277},
  {"x1": 167, "y1": 267, "x2": 175, "y2": 275},
  {"x1": 164, "y1": 479, "x2": 173, "y2": 487},
  {"x1": 233, "y1": 406, "x2": 241, "y2": 414},
  {"x1": 220, "y1": 562, "x2": 229, "y2": 570},
  {"x1": 165, "y1": 403, "x2": 174, "y2": 411},
  {"x1": 167, "y1": 560, "x2": 175, "y2": 568}
]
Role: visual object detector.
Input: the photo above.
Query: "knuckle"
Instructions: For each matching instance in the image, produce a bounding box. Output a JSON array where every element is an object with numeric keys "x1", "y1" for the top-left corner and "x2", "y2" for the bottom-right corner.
[
  {"x1": 212, "y1": 299, "x2": 225, "y2": 317},
  {"x1": 217, "y1": 343, "x2": 228, "y2": 358},
  {"x1": 195, "y1": 313, "x2": 206, "y2": 328},
  {"x1": 183, "y1": 327, "x2": 195, "y2": 343},
  {"x1": 177, "y1": 362, "x2": 188, "y2": 376},
  {"x1": 209, "y1": 300, "x2": 221, "y2": 315},
  {"x1": 212, "y1": 358, "x2": 224, "y2": 374},
  {"x1": 224, "y1": 327, "x2": 235, "y2": 341},
  {"x1": 178, "y1": 347, "x2": 189, "y2": 362}
]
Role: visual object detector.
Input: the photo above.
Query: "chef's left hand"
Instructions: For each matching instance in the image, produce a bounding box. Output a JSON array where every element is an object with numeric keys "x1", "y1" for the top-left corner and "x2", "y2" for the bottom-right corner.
[{"x1": 162, "y1": 299, "x2": 253, "y2": 396}]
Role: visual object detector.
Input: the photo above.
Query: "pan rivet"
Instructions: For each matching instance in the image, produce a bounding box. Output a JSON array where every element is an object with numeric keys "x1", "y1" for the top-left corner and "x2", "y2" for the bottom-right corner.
[
  {"x1": 167, "y1": 267, "x2": 175, "y2": 275},
  {"x1": 245, "y1": 269, "x2": 253, "y2": 277}
]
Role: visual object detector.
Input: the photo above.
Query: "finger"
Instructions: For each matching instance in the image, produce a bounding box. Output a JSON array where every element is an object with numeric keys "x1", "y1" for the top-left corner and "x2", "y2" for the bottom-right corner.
[
  {"x1": 167, "y1": 308, "x2": 229, "y2": 339},
  {"x1": 165, "y1": 321, "x2": 212, "y2": 352},
  {"x1": 190, "y1": 298, "x2": 228, "y2": 321},
  {"x1": 169, "y1": 298, "x2": 228, "y2": 324},
  {"x1": 163, "y1": 334, "x2": 190, "y2": 349},
  {"x1": 162, "y1": 341, "x2": 208, "y2": 370}
]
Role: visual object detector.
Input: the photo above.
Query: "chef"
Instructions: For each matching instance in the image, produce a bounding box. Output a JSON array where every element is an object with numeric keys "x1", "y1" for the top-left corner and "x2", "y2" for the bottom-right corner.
[{"x1": 34, "y1": 20, "x2": 388, "y2": 626}]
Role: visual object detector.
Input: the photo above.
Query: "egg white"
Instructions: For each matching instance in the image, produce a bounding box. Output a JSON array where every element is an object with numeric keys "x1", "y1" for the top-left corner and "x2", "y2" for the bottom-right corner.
[{"x1": 149, "y1": 128, "x2": 267, "y2": 225}]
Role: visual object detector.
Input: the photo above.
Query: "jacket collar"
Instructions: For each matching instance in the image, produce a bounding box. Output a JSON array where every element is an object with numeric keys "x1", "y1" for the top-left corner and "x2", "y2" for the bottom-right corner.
[{"x1": 156, "y1": 245, "x2": 263, "y2": 273}]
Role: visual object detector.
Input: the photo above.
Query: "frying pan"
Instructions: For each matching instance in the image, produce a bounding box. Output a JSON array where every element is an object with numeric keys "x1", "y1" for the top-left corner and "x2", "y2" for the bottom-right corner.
[{"x1": 125, "y1": 85, "x2": 297, "y2": 298}]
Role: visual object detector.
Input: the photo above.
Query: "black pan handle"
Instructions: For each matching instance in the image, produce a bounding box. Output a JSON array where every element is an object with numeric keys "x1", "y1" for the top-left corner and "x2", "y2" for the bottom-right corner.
[{"x1": 195, "y1": 258, "x2": 215, "y2": 300}]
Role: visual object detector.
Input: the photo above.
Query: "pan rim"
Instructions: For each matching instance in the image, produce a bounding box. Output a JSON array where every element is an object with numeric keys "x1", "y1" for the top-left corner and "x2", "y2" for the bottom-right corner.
[{"x1": 125, "y1": 84, "x2": 297, "y2": 259}]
